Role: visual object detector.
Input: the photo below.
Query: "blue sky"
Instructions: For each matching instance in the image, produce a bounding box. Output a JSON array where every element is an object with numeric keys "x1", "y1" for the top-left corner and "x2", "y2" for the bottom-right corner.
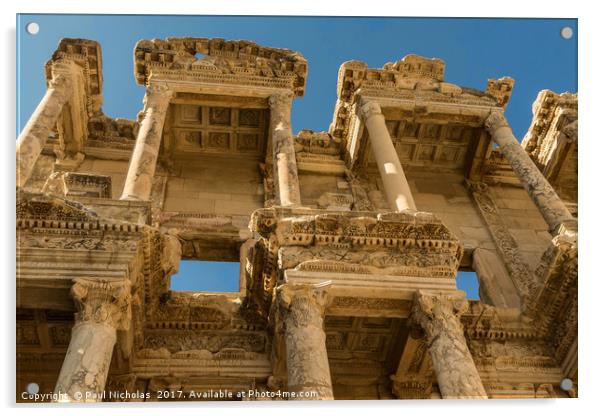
[{"x1": 16, "y1": 15, "x2": 577, "y2": 296}]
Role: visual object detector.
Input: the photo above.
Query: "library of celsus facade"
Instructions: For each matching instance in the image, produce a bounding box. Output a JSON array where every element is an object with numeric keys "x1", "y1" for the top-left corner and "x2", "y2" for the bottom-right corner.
[{"x1": 16, "y1": 37, "x2": 577, "y2": 401}]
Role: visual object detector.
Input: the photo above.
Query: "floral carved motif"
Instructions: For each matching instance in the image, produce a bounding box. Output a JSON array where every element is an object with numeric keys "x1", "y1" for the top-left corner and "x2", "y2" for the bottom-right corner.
[{"x1": 71, "y1": 278, "x2": 132, "y2": 330}]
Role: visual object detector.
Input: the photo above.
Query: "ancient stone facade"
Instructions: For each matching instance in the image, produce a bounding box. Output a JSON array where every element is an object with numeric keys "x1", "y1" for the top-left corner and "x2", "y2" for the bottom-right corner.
[{"x1": 16, "y1": 37, "x2": 577, "y2": 402}]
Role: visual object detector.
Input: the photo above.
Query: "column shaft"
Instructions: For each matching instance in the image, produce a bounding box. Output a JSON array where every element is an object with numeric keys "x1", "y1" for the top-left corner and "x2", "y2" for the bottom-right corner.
[
  {"x1": 360, "y1": 100, "x2": 416, "y2": 211},
  {"x1": 54, "y1": 322, "x2": 116, "y2": 402},
  {"x1": 16, "y1": 74, "x2": 73, "y2": 187},
  {"x1": 54, "y1": 279, "x2": 131, "y2": 402},
  {"x1": 277, "y1": 284, "x2": 333, "y2": 400},
  {"x1": 269, "y1": 91, "x2": 301, "y2": 206},
  {"x1": 412, "y1": 292, "x2": 487, "y2": 399},
  {"x1": 485, "y1": 111, "x2": 574, "y2": 232},
  {"x1": 121, "y1": 84, "x2": 173, "y2": 201}
]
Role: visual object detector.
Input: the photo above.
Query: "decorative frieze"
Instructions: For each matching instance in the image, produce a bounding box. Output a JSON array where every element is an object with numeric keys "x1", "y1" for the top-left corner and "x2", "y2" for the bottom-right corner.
[
  {"x1": 466, "y1": 180, "x2": 536, "y2": 302},
  {"x1": 134, "y1": 37, "x2": 307, "y2": 96}
]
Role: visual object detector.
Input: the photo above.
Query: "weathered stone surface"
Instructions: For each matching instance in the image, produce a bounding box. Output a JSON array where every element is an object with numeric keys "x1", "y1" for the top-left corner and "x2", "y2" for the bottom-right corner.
[
  {"x1": 276, "y1": 283, "x2": 333, "y2": 400},
  {"x1": 485, "y1": 111, "x2": 575, "y2": 233},
  {"x1": 121, "y1": 83, "x2": 173, "y2": 201},
  {"x1": 16, "y1": 37, "x2": 577, "y2": 402},
  {"x1": 411, "y1": 292, "x2": 487, "y2": 399},
  {"x1": 17, "y1": 69, "x2": 74, "y2": 187},
  {"x1": 53, "y1": 279, "x2": 131, "y2": 402},
  {"x1": 269, "y1": 91, "x2": 302, "y2": 207}
]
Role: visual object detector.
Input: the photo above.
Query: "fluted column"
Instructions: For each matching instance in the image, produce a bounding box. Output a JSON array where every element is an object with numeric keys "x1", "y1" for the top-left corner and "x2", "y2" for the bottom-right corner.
[
  {"x1": 16, "y1": 61, "x2": 78, "y2": 188},
  {"x1": 269, "y1": 91, "x2": 301, "y2": 206},
  {"x1": 276, "y1": 283, "x2": 333, "y2": 400},
  {"x1": 411, "y1": 291, "x2": 487, "y2": 399},
  {"x1": 359, "y1": 100, "x2": 416, "y2": 211},
  {"x1": 121, "y1": 83, "x2": 173, "y2": 201},
  {"x1": 54, "y1": 279, "x2": 131, "y2": 402},
  {"x1": 485, "y1": 111, "x2": 574, "y2": 232}
]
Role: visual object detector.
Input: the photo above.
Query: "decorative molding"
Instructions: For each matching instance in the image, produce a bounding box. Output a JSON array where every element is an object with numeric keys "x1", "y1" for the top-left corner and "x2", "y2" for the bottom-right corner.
[
  {"x1": 71, "y1": 278, "x2": 132, "y2": 330},
  {"x1": 466, "y1": 180, "x2": 535, "y2": 302}
]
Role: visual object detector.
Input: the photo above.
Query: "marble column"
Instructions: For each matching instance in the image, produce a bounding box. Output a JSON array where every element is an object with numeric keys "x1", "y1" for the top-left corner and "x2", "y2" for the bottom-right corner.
[
  {"x1": 120, "y1": 83, "x2": 173, "y2": 201},
  {"x1": 16, "y1": 65, "x2": 76, "y2": 188},
  {"x1": 276, "y1": 283, "x2": 333, "y2": 400},
  {"x1": 411, "y1": 291, "x2": 487, "y2": 399},
  {"x1": 54, "y1": 279, "x2": 131, "y2": 403},
  {"x1": 359, "y1": 100, "x2": 417, "y2": 212},
  {"x1": 485, "y1": 111, "x2": 575, "y2": 232},
  {"x1": 269, "y1": 91, "x2": 301, "y2": 206}
]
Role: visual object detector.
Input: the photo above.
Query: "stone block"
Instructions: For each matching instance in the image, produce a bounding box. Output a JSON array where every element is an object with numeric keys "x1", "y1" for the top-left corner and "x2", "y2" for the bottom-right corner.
[
  {"x1": 414, "y1": 193, "x2": 449, "y2": 211},
  {"x1": 215, "y1": 199, "x2": 262, "y2": 215},
  {"x1": 163, "y1": 197, "x2": 215, "y2": 213},
  {"x1": 472, "y1": 248, "x2": 521, "y2": 308},
  {"x1": 92, "y1": 159, "x2": 129, "y2": 174},
  {"x1": 460, "y1": 226, "x2": 491, "y2": 242},
  {"x1": 414, "y1": 179, "x2": 458, "y2": 197},
  {"x1": 508, "y1": 229, "x2": 540, "y2": 245}
]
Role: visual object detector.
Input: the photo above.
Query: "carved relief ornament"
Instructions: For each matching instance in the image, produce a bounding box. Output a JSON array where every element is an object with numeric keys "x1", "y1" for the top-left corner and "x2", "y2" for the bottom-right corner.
[{"x1": 71, "y1": 278, "x2": 132, "y2": 330}]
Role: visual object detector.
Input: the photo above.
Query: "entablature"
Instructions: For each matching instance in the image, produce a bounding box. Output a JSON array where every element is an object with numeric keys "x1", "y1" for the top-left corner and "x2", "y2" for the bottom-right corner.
[
  {"x1": 330, "y1": 55, "x2": 514, "y2": 180},
  {"x1": 134, "y1": 37, "x2": 307, "y2": 97}
]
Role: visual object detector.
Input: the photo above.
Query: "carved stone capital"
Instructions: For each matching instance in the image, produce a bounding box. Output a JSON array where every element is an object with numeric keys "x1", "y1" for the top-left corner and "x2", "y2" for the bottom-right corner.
[
  {"x1": 71, "y1": 278, "x2": 132, "y2": 330},
  {"x1": 268, "y1": 90, "x2": 294, "y2": 110},
  {"x1": 47, "y1": 72, "x2": 74, "y2": 92},
  {"x1": 146, "y1": 81, "x2": 172, "y2": 97},
  {"x1": 562, "y1": 119, "x2": 578, "y2": 141},
  {"x1": 144, "y1": 82, "x2": 174, "y2": 109},
  {"x1": 484, "y1": 110, "x2": 509, "y2": 132},
  {"x1": 49, "y1": 58, "x2": 81, "y2": 80},
  {"x1": 277, "y1": 282, "x2": 331, "y2": 324},
  {"x1": 359, "y1": 100, "x2": 382, "y2": 121},
  {"x1": 411, "y1": 291, "x2": 467, "y2": 340}
]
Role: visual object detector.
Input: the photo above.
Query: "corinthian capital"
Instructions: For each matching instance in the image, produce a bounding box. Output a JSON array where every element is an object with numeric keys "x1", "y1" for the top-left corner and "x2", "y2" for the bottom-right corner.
[
  {"x1": 47, "y1": 60, "x2": 80, "y2": 91},
  {"x1": 47, "y1": 73, "x2": 74, "y2": 91},
  {"x1": 71, "y1": 278, "x2": 132, "y2": 330},
  {"x1": 268, "y1": 90, "x2": 294, "y2": 110},
  {"x1": 359, "y1": 100, "x2": 382, "y2": 121},
  {"x1": 276, "y1": 282, "x2": 331, "y2": 326},
  {"x1": 484, "y1": 110, "x2": 509, "y2": 132},
  {"x1": 562, "y1": 119, "x2": 578, "y2": 141},
  {"x1": 411, "y1": 291, "x2": 467, "y2": 340},
  {"x1": 146, "y1": 81, "x2": 172, "y2": 96}
]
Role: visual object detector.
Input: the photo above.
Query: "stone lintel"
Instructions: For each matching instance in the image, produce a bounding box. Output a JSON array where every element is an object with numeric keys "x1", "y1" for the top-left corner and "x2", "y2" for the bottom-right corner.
[{"x1": 285, "y1": 269, "x2": 458, "y2": 318}]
